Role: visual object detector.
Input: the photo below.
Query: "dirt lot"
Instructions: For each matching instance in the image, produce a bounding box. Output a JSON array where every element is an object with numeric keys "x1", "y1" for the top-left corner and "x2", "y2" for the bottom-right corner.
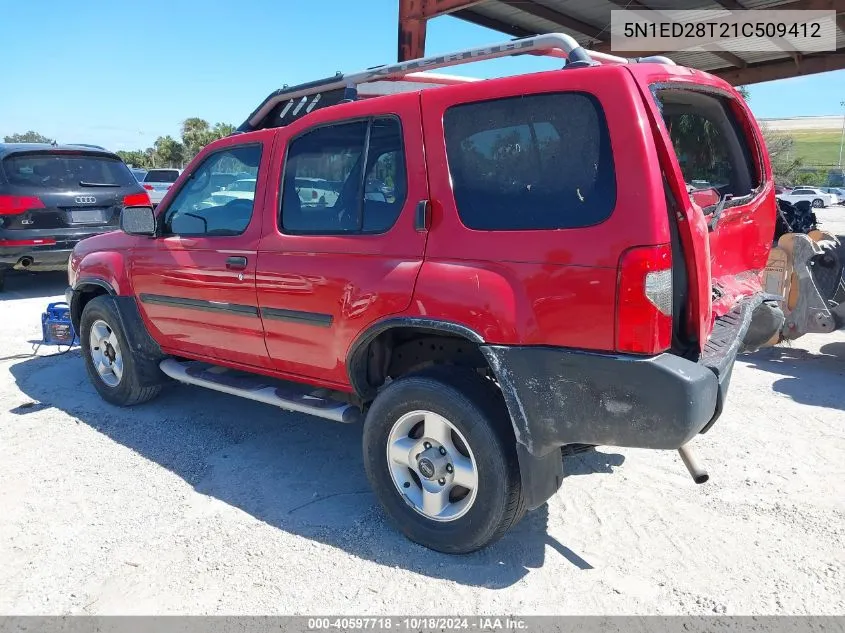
[{"x1": 1, "y1": 210, "x2": 844, "y2": 615}]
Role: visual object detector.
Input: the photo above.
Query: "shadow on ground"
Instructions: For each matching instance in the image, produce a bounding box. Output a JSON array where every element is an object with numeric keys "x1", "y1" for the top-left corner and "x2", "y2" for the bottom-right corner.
[
  {"x1": 8, "y1": 352, "x2": 616, "y2": 587},
  {"x1": 0, "y1": 271, "x2": 67, "y2": 301},
  {"x1": 743, "y1": 343, "x2": 845, "y2": 410},
  {"x1": 564, "y1": 449, "x2": 625, "y2": 476}
]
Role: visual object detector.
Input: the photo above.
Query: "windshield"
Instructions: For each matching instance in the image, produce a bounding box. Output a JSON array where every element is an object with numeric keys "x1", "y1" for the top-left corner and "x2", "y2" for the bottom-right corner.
[{"x1": 2, "y1": 153, "x2": 136, "y2": 189}]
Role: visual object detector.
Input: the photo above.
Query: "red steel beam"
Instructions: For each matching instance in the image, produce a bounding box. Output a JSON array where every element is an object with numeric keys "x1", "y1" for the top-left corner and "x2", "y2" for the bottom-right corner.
[
  {"x1": 401, "y1": 0, "x2": 484, "y2": 20},
  {"x1": 399, "y1": 0, "x2": 484, "y2": 60}
]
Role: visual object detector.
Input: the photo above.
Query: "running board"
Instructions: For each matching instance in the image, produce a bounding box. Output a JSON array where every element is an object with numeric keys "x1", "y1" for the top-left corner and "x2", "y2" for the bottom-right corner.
[{"x1": 159, "y1": 359, "x2": 362, "y2": 424}]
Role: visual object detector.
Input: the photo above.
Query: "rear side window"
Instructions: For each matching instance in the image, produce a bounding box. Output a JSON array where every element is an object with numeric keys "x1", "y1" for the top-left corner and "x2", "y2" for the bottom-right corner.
[
  {"x1": 2, "y1": 153, "x2": 136, "y2": 189},
  {"x1": 443, "y1": 92, "x2": 616, "y2": 231},
  {"x1": 655, "y1": 88, "x2": 760, "y2": 205},
  {"x1": 145, "y1": 169, "x2": 180, "y2": 183},
  {"x1": 280, "y1": 117, "x2": 407, "y2": 234}
]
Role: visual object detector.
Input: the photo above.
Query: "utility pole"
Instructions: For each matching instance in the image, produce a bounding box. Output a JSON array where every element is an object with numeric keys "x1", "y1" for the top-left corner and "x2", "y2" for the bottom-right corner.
[{"x1": 839, "y1": 100, "x2": 845, "y2": 169}]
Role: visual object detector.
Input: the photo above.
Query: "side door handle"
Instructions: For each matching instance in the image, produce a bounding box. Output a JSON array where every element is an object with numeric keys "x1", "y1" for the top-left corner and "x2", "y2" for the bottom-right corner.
[
  {"x1": 226, "y1": 256, "x2": 248, "y2": 271},
  {"x1": 414, "y1": 199, "x2": 430, "y2": 232}
]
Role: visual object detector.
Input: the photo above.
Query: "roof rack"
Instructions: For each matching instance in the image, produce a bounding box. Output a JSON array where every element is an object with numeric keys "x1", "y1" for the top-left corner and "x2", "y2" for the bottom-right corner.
[{"x1": 237, "y1": 32, "x2": 675, "y2": 133}]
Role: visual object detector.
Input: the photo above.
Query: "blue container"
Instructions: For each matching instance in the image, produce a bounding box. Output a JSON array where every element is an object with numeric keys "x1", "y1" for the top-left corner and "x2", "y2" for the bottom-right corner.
[{"x1": 41, "y1": 302, "x2": 75, "y2": 346}]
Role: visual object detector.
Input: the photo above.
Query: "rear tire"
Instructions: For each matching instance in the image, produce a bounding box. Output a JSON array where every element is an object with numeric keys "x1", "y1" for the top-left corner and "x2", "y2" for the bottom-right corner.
[
  {"x1": 812, "y1": 198, "x2": 824, "y2": 208},
  {"x1": 80, "y1": 295, "x2": 161, "y2": 406},
  {"x1": 363, "y1": 367, "x2": 524, "y2": 554}
]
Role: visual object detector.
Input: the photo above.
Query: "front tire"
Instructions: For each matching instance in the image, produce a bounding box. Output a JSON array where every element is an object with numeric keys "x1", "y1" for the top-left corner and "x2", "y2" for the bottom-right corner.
[
  {"x1": 80, "y1": 295, "x2": 162, "y2": 406},
  {"x1": 363, "y1": 368, "x2": 524, "y2": 554},
  {"x1": 812, "y1": 198, "x2": 824, "y2": 208}
]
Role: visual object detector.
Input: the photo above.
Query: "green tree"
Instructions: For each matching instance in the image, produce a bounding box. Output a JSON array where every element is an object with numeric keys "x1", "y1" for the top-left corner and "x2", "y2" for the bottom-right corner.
[
  {"x1": 762, "y1": 129, "x2": 803, "y2": 185},
  {"x1": 792, "y1": 170, "x2": 827, "y2": 186},
  {"x1": 4, "y1": 130, "x2": 55, "y2": 143},
  {"x1": 153, "y1": 135, "x2": 185, "y2": 168},
  {"x1": 212, "y1": 122, "x2": 236, "y2": 138},
  {"x1": 116, "y1": 150, "x2": 151, "y2": 168},
  {"x1": 181, "y1": 117, "x2": 215, "y2": 160},
  {"x1": 180, "y1": 118, "x2": 237, "y2": 160}
]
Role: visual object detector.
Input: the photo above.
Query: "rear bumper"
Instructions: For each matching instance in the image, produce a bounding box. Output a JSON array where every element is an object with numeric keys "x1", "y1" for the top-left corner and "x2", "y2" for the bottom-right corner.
[
  {"x1": 0, "y1": 245, "x2": 72, "y2": 272},
  {"x1": 0, "y1": 229, "x2": 116, "y2": 272},
  {"x1": 483, "y1": 295, "x2": 767, "y2": 457},
  {"x1": 483, "y1": 346, "x2": 719, "y2": 456}
]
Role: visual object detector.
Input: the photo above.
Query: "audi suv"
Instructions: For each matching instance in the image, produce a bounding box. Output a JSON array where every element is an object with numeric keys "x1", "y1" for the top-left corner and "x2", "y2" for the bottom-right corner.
[{"x1": 0, "y1": 144, "x2": 148, "y2": 290}]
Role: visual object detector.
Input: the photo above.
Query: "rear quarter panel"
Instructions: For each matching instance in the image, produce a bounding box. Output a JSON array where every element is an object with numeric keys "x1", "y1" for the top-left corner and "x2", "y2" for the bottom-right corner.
[{"x1": 417, "y1": 66, "x2": 669, "y2": 350}]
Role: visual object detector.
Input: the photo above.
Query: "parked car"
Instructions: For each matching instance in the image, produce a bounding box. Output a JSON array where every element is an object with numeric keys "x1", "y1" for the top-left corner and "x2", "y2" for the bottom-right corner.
[
  {"x1": 776, "y1": 187, "x2": 836, "y2": 208},
  {"x1": 0, "y1": 143, "x2": 148, "y2": 291},
  {"x1": 819, "y1": 187, "x2": 844, "y2": 204},
  {"x1": 66, "y1": 34, "x2": 781, "y2": 553},
  {"x1": 209, "y1": 178, "x2": 257, "y2": 204},
  {"x1": 294, "y1": 177, "x2": 340, "y2": 207},
  {"x1": 69, "y1": 144, "x2": 107, "y2": 150},
  {"x1": 142, "y1": 168, "x2": 181, "y2": 207}
]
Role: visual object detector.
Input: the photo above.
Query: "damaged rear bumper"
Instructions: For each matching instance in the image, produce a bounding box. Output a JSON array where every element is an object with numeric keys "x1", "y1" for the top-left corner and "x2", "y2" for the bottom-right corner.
[
  {"x1": 482, "y1": 295, "x2": 769, "y2": 458},
  {"x1": 482, "y1": 346, "x2": 719, "y2": 456}
]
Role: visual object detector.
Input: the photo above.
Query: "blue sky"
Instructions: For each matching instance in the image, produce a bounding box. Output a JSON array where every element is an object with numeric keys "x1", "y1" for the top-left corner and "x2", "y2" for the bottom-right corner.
[{"x1": 2, "y1": 0, "x2": 843, "y2": 151}]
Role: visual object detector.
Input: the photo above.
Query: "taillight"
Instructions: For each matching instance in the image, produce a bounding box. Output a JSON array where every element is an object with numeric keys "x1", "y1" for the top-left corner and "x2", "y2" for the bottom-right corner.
[
  {"x1": 123, "y1": 192, "x2": 151, "y2": 207},
  {"x1": 143, "y1": 184, "x2": 155, "y2": 191},
  {"x1": 0, "y1": 238, "x2": 56, "y2": 246},
  {"x1": 616, "y1": 244, "x2": 673, "y2": 354},
  {"x1": 0, "y1": 195, "x2": 45, "y2": 215}
]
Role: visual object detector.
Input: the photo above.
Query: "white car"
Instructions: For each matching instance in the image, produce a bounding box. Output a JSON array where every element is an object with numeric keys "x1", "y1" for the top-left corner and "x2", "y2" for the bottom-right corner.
[
  {"x1": 820, "y1": 187, "x2": 844, "y2": 205},
  {"x1": 210, "y1": 178, "x2": 256, "y2": 204},
  {"x1": 776, "y1": 187, "x2": 836, "y2": 208},
  {"x1": 295, "y1": 177, "x2": 340, "y2": 207},
  {"x1": 142, "y1": 168, "x2": 181, "y2": 206}
]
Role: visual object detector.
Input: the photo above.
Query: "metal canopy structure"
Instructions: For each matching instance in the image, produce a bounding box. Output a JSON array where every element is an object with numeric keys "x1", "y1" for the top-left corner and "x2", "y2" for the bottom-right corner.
[{"x1": 398, "y1": 0, "x2": 845, "y2": 85}]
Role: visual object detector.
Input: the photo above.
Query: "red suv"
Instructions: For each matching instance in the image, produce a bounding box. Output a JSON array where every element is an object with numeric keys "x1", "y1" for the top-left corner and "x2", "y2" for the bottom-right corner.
[{"x1": 66, "y1": 34, "x2": 780, "y2": 553}]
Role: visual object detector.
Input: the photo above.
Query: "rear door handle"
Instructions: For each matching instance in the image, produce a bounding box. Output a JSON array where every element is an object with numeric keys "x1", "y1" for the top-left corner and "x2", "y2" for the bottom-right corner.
[
  {"x1": 226, "y1": 256, "x2": 248, "y2": 271},
  {"x1": 414, "y1": 199, "x2": 430, "y2": 232}
]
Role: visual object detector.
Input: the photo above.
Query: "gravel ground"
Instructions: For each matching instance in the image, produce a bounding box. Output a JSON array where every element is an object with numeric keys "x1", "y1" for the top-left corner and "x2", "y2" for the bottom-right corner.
[{"x1": 1, "y1": 210, "x2": 844, "y2": 615}]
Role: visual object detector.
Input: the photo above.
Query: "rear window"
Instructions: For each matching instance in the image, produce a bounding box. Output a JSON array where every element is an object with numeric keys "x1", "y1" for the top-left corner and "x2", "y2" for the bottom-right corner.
[
  {"x1": 2, "y1": 153, "x2": 136, "y2": 189},
  {"x1": 145, "y1": 169, "x2": 180, "y2": 183},
  {"x1": 655, "y1": 88, "x2": 760, "y2": 205},
  {"x1": 443, "y1": 92, "x2": 616, "y2": 231}
]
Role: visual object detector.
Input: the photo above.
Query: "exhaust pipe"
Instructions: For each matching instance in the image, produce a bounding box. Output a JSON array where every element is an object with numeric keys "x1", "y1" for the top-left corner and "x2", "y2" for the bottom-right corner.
[
  {"x1": 14, "y1": 257, "x2": 34, "y2": 270},
  {"x1": 677, "y1": 444, "x2": 709, "y2": 484}
]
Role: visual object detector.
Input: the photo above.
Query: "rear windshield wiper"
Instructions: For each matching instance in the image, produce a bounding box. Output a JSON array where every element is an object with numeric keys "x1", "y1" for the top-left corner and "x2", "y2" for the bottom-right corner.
[{"x1": 79, "y1": 181, "x2": 120, "y2": 187}]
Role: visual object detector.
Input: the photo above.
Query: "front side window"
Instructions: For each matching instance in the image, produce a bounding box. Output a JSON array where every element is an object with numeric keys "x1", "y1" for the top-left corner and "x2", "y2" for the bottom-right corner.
[
  {"x1": 163, "y1": 145, "x2": 261, "y2": 236},
  {"x1": 280, "y1": 117, "x2": 407, "y2": 234},
  {"x1": 443, "y1": 92, "x2": 616, "y2": 231}
]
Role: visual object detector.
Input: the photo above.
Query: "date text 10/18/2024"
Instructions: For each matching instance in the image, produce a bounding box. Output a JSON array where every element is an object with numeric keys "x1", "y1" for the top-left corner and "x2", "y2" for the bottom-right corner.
[{"x1": 308, "y1": 617, "x2": 528, "y2": 631}]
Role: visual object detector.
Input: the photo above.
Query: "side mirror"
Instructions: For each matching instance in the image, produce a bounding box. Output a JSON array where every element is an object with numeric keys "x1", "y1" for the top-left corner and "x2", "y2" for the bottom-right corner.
[{"x1": 121, "y1": 205, "x2": 156, "y2": 237}]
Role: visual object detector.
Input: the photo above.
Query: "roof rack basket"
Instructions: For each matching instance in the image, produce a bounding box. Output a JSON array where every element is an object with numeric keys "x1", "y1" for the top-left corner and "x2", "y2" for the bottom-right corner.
[{"x1": 238, "y1": 32, "x2": 675, "y2": 133}]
